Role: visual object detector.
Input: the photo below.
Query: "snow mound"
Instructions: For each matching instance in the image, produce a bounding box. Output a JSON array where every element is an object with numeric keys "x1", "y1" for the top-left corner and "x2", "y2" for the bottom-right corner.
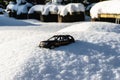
[
  {"x1": 42, "y1": 4, "x2": 61, "y2": 15},
  {"x1": 17, "y1": 3, "x2": 33, "y2": 15},
  {"x1": 58, "y1": 3, "x2": 85, "y2": 16},
  {"x1": 28, "y1": 5, "x2": 44, "y2": 14},
  {"x1": 1, "y1": 15, "x2": 120, "y2": 80},
  {"x1": 90, "y1": 0, "x2": 120, "y2": 18},
  {"x1": 16, "y1": 0, "x2": 26, "y2": 5},
  {"x1": 7, "y1": 2, "x2": 33, "y2": 15},
  {"x1": 52, "y1": 0, "x2": 63, "y2": 4},
  {"x1": 28, "y1": 3, "x2": 84, "y2": 16},
  {"x1": 13, "y1": 30, "x2": 120, "y2": 80},
  {"x1": 6, "y1": 1, "x2": 15, "y2": 10},
  {"x1": 28, "y1": 4, "x2": 64, "y2": 15},
  {"x1": 59, "y1": 22, "x2": 120, "y2": 33}
]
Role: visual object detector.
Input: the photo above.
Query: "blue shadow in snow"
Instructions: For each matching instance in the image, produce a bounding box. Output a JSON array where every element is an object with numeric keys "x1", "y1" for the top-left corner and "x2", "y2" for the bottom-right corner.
[
  {"x1": 0, "y1": 15, "x2": 40, "y2": 26},
  {"x1": 56, "y1": 40, "x2": 120, "y2": 67},
  {"x1": 56, "y1": 40, "x2": 118, "y2": 56}
]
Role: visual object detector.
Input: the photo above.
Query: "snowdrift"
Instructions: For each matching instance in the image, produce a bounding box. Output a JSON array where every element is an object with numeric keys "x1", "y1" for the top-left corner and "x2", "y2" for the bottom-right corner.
[
  {"x1": 90, "y1": 0, "x2": 120, "y2": 18},
  {"x1": 28, "y1": 3, "x2": 85, "y2": 16},
  {"x1": 28, "y1": 5, "x2": 44, "y2": 14},
  {"x1": 14, "y1": 22, "x2": 120, "y2": 80},
  {"x1": 6, "y1": 1, "x2": 15, "y2": 10},
  {"x1": 58, "y1": 3, "x2": 85, "y2": 16},
  {"x1": 0, "y1": 16, "x2": 120, "y2": 80},
  {"x1": 59, "y1": 22, "x2": 120, "y2": 33}
]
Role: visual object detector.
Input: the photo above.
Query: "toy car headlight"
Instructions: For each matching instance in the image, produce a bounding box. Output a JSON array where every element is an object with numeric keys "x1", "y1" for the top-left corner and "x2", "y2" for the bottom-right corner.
[{"x1": 40, "y1": 42, "x2": 48, "y2": 45}]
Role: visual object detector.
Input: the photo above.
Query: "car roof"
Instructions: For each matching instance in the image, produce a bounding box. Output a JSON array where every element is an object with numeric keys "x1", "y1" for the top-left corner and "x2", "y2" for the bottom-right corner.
[{"x1": 53, "y1": 35, "x2": 72, "y2": 37}]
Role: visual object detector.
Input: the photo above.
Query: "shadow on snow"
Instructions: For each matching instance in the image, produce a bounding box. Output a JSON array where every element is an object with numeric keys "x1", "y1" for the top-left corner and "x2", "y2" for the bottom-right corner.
[
  {"x1": 56, "y1": 40, "x2": 118, "y2": 56},
  {"x1": 0, "y1": 15, "x2": 40, "y2": 26}
]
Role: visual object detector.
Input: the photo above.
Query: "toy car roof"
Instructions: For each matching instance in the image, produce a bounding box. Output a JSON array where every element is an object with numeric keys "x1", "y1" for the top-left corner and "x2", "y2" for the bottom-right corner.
[{"x1": 53, "y1": 35, "x2": 72, "y2": 37}]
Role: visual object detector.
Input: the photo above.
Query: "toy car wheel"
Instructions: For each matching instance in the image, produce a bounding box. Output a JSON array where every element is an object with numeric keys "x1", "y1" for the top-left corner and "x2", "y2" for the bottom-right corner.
[{"x1": 50, "y1": 45, "x2": 55, "y2": 49}]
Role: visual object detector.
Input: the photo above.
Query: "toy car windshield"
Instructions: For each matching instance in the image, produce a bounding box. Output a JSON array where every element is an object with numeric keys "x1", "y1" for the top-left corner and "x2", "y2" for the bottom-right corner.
[{"x1": 47, "y1": 36, "x2": 58, "y2": 41}]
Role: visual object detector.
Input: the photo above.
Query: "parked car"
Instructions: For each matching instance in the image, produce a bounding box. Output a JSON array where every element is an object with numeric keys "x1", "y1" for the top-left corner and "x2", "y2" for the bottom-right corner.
[{"x1": 39, "y1": 35, "x2": 75, "y2": 49}]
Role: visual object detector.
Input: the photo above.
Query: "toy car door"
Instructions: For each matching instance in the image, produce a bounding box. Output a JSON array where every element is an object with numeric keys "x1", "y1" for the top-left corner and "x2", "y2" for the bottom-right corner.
[{"x1": 60, "y1": 36, "x2": 70, "y2": 45}]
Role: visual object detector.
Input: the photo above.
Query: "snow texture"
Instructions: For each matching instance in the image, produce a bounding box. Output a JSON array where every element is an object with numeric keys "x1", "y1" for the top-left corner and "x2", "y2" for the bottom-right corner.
[
  {"x1": 90, "y1": 0, "x2": 120, "y2": 18},
  {"x1": 16, "y1": 0, "x2": 26, "y2": 5},
  {"x1": 6, "y1": 1, "x2": 15, "y2": 10},
  {"x1": 28, "y1": 4, "x2": 64, "y2": 15},
  {"x1": 28, "y1": 3, "x2": 84, "y2": 16},
  {"x1": 0, "y1": 15, "x2": 120, "y2": 80},
  {"x1": 58, "y1": 3, "x2": 85, "y2": 16},
  {"x1": 17, "y1": 3, "x2": 33, "y2": 15},
  {"x1": 28, "y1": 5, "x2": 44, "y2": 14},
  {"x1": 42, "y1": 4, "x2": 64, "y2": 15},
  {"x1": 59, "y1": 22, "x2": 120, "y2": 33},
  {"x1": 52, "y1": 0, "x2": 63, "y2": 4},
  {"x1": 6, "y1": 0, "x2": 32, "y2": 15}
]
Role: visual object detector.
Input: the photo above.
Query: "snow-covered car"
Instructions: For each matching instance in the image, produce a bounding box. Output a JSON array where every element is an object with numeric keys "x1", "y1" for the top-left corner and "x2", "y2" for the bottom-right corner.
[{"x1": 39, "y1": 35, "x2": 75, "y2": 49}]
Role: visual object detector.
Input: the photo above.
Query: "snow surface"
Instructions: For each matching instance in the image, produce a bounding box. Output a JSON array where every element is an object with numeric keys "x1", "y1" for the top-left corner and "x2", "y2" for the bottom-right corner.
[
  {"x1": 42, "y1": 4, "x2": 64, "y2": 15},
  {"x1": 6, "y1": 1, "x2": 15, "y2": 10},
  {"x1": 28, "y1": 4, "x2": 64, "y2": 15},
  {"x1": 90, "y1": 0, "x2": 120, "y2": 18},
  {"x1": 0, "y1": 15, "x2": 120, "y2": 80},
  {"x1": 59, "y1": 22, "x2": 120, "y2": 33},
  {"x1": 28, "y1": 3, "x2": 84, "y2": 16},
  {"x1": 16, "y1": 0, "x2": 26, "y2": 5},
  {"x1": 28, "y1": 5, "x2": 44, "y2": 14},
  {"x1": 58, "y1": 3, "x2": 85, "y2": 16},
  {"x1": 52, "y1": 0, "x2": 63, "y2": 4},
  {"x1": 17, "y1": 3, "x2": 33, "y2": 15},
  {"x1": 6, "y1": 1, "x2": 33, "y2": 15}
]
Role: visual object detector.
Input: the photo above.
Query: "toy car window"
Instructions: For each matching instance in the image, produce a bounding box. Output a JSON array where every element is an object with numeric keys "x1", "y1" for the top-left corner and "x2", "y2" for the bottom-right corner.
[
  {"x1": 57, "y1": 37, "x2": 61, "y2": 41},
  {"x1": 48, "y1": 36, "x2": 57, "y2": 41},
  {"x1": 63, "y1": 37, "x2": 68, "y2": 41},
  {"x1": 69, "y1": 36, "x2": 72, "y2": 39}
]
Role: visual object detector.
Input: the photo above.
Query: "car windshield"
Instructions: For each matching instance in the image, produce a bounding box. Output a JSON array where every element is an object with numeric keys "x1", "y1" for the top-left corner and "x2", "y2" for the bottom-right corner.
[{"x1": 48, "y1": 36, "x2": 58, "y2": 41}]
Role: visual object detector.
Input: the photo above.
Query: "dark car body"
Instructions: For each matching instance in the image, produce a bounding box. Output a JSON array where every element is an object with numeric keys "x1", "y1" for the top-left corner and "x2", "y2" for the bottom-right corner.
[{"x1": 39, "y1": 35, "x2": 75, "y2": 49}]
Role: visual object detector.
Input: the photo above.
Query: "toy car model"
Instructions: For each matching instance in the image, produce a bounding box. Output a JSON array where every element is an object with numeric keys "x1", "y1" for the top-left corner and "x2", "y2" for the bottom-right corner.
[{"x1": 39, "y1": 35, "x2": 75, "y2": 49}]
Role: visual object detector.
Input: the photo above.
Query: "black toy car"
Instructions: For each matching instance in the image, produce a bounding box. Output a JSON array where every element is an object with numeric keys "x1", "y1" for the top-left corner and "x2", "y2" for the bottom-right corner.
[{"x1": 39, "y1": 35, "x2": 75, "y2": 49}]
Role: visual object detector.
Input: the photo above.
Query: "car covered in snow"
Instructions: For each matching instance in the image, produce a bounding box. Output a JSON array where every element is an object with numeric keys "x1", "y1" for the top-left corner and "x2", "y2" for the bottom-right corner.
[{"x1": 39, "y1": 35, "x2": 75, "y2": 49}]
